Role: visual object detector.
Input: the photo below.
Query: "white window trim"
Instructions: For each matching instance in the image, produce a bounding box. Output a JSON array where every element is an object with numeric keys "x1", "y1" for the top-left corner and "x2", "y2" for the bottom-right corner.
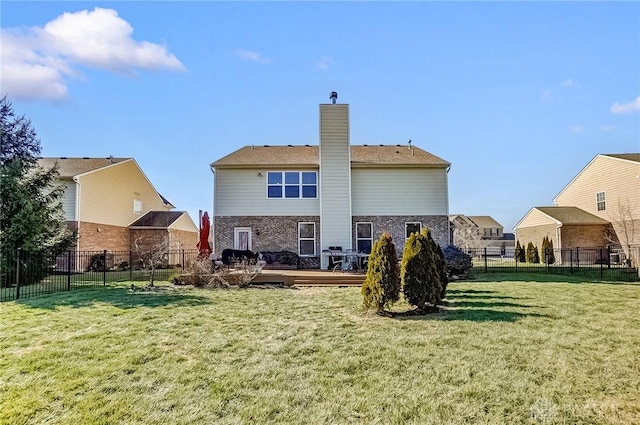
[
  {"x1": 355, "y1": 222, "x2": 373, "y2": 253},
  {"x1": 266, "y1": 171, "x2": 318, "y2": 199},
  {"x1": 405, "y1": 222, "x2": 422, "y2": 240},
  {"x1": 596, "y1": 191, "x2": 606, "y2": 211},
  {"x1": 234, "y1": 227, "x2": 252, "y2": 251},
  {"x1": 298, "y1": 222, "x2": 316, "y2": 256},
  {"x1": 133, "y1": 199, "x2": 143, "y2": 215}
]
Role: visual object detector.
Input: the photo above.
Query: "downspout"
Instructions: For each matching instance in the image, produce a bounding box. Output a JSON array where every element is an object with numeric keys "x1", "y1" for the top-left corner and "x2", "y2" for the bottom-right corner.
[
  {"x1": 210, "y1": 165, "x2": 216, "y2": 253},
  {"x1": 556, "y1": 223, "x2": 562, "y2": 264},
  {"x1": 446, "y1": 164, "x2": 451, "y2": 245},
  {"x1": 73, "y1": 176, "x2": 81, "y2": 250}
]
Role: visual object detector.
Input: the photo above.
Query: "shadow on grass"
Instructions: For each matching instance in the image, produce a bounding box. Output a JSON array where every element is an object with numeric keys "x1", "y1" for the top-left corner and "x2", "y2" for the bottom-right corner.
[
  {"x1": 467, "y1": 272, "x2": 639, "y2": 285},
  {"x1": 445, "y1": 300, "x2": 535, "y2": 308},
  {"x1": 15, "y1": 285, "x2": 212, "y2": 310}
]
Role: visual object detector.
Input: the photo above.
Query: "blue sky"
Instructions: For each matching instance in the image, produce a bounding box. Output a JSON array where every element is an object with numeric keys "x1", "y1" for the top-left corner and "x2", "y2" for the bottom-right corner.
[{"x1": 2, "y1": 1, "x2": 639, "y2": 235}]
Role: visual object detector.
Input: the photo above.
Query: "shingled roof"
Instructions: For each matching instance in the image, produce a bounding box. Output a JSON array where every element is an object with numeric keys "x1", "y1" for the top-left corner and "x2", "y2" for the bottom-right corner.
[
  {"x1": 211, "y1": 144, "x2": 449, "y2": 168},
  {"x1": 129, "y1": 211, "x2": 186, "y2": 228},
  {"x1": 536, "y1": 206, "x2": 609, "y2": 225},
  {"x1": 38, "y1": 157, "x2": 131, "y2": 177},
  {"x1": 602, "y1": 153, "x2": 640, "y2": 163}
]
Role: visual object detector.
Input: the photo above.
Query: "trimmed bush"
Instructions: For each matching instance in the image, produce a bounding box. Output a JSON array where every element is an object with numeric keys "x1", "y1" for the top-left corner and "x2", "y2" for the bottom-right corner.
[
  {"x1": 362, "y1": 232, "x2": 400, "y2": 313},
  {"x1": 442, "y1": 245, "x2": 473, "y2": 278},
  {"x1": 541, "y1": 236, "x2": 556, "y2": 264},
  {"x1": 400, "y1": 228, "x2": 446, "y2": 310},
  {"x1": 526, "y1": 242, "x2": 540, "y2": 263}
]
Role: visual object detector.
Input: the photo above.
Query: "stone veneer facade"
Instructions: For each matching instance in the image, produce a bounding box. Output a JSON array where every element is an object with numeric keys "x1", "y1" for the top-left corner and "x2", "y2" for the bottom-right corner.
[{"x1": 215, "y1": 215, "x2": 450, "y2": 269}]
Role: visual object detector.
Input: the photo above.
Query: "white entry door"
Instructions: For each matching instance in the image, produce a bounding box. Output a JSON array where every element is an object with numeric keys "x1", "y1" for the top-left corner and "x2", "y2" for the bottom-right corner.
[{"x1": 234, "y1": 227, "x2": 252, "y2": 251}]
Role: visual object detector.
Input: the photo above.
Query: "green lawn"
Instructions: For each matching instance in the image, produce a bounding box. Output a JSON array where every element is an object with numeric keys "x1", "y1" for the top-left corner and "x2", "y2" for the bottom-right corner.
[{"x1": 1, "y1": 280, "x2": 639, "y2": 424}]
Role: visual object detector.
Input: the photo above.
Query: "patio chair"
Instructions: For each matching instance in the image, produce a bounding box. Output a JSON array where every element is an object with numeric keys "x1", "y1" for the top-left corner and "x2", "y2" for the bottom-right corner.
[
  {"x1": 329, "y1": 246, "x2": 344, "y2": 272},
  {"x1": 344, "y1": 249, "x2": 360, "y2": 272}
]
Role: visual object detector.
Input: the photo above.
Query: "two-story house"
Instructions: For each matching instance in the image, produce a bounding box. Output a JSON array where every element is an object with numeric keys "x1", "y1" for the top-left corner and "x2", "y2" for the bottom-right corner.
[
  {"x1": 515, "y1": 153, "x2": 640, "y2": 252},
  {"x1": 38, "y1": 157, "x2": 198, "y2": 256},
  {"x1": 210, "y1": 97, "x2": 451, "y2": 269}
]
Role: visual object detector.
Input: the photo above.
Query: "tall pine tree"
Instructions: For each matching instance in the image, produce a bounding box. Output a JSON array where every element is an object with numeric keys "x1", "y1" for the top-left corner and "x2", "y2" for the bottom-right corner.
[{"x1": 1, "y1": 97, "x2": 75, "y2": 286}]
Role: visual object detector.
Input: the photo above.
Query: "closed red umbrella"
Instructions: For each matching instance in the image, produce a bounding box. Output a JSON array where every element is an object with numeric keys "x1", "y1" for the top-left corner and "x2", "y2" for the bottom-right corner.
[{"x1": 197, "y1": 211, "x2": 211, "y2": 257}]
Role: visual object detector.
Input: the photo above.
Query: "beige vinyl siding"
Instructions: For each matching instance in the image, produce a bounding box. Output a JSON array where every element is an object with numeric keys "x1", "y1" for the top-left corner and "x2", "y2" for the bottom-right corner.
[
  {"x1": 517, "y1": 209, "x2": 557, "y2": 228},
  {"x1": 555, "y1": 155, "x2": 640, "y2": 223},
  {"x1": 170, "y1": 213, "x2": 199, "y2": 232},
  {"x1": 77, "y1": 161, "x2": 169, "y2": 226},
  {"x1": 61, "y1": 180, "x2": 77, "y2": 221},
  {"x1": 351, "y1": 168, "x2": 448, "y2": 216},
  {"x1": 215, "y1": 168, "x2": 319, "y2": 216},
  {"x1": 319, "y1": 104, "x2": 352, "y2": 249}
]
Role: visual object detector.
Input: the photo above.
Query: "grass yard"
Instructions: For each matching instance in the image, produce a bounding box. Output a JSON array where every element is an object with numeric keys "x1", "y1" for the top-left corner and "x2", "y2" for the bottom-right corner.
[{"x1": 1, "y1": 279, "x2": 639, "y2": 424}]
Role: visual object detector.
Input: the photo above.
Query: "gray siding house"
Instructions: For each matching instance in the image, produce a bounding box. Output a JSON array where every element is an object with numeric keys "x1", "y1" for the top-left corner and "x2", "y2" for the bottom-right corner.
[{"x1": 210, "y1": 99, "x2": 451, "y2": 268}]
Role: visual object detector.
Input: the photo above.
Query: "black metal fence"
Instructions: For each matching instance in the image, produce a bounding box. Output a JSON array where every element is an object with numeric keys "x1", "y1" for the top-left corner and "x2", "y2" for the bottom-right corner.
[
  {"x1": 1, "y1": 249, "x2": 201, "y2": 302},
  {"x1": 466, "y1": 247, "x2": 639, "y2": 282}
]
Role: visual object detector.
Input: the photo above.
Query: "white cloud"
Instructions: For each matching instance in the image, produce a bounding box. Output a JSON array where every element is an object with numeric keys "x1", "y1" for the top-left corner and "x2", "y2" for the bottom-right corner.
[
  {"x1": 569, "y1": 125, "x2": 584, "y2": 133},
  {"x1": 560, "y1": 78, "x2": 577, "y2": 87},
  {"x1": 235, "y1": 49, "x2": 270, "y2": 63},
  {"x1": 0, "y1": 7, "x2": 184, "y2": 101},
  {"x1": 610, "y1": 96, "x2": 640, "y2": 114},
  {"x1": 317, "y1": 56, "x2": 336, "y2": 70},
  {"x1": 540, "y1": 89, "x2": 553, "y2": 103},
  {"x1": 599, "y1": 125, "x2": 615, "y2": 132}
]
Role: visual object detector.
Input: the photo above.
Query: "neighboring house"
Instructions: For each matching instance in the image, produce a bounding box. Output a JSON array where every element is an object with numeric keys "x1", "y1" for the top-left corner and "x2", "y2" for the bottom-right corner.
[
  {"x1": 515, "y1": 206, "x2": 610, "y2": 251},
  {"x1": 130, "y1": 211, "x2": 199, "y2": 266},
  {"x1": 553, "y1": 153, "x2": 640, "y2": 249},
  {"x1": 211, "y1": 99, "x2": 451, "y2": 268},
  {"x1": 514, "y1": 153, "x2": 640, "y2": 253},
  {"x1": 449, "y1": 214, "x2": 511, "y2": 254},
  {"x1": 38, "y1": 157, "x2": 198, "y2": 255}
]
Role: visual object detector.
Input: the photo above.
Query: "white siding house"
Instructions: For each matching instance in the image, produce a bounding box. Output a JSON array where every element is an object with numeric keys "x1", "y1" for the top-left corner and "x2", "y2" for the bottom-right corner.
[{"x1": 211, "y1": 97, "x2": 451, "y2": 268}]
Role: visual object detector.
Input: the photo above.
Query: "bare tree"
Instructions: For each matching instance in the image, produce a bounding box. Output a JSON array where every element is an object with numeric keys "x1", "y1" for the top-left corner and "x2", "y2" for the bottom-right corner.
[
  {"x1": 131, "y1": 233, "x2": 171, "y2": 287},
  {"x1": 605, "y1": 197, "x2": 640, "y2": 268},
  {"x1": 452, "y1": 226, "x2": 488, "y2": 251}
]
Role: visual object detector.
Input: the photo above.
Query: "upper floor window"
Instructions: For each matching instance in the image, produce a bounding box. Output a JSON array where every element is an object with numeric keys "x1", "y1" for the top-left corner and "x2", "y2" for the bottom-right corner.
[
  {"x1": 405, "y1": 222, "x2": 422, "y2": 240},
  {"x1": 596, "y1": 191, "x2": 606, "y2": 211},
  {"x1": 133, "y1": 199, "x2": 143, "y2": 214},
  {"x1": 267, "y1": 171, "x2": 317, "y2": 199}
]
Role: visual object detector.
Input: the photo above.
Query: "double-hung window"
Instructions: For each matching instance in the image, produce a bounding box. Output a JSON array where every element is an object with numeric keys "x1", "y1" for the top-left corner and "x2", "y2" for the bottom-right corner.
[
  {"x1": 356, "y1": 222, "x2": 373, "y2": 254},
  {"x1": 298, "y1": 222, "x2": 316, "y2": 256},
  {"x1": 405, "y1": 222, "x2": 422, "y2": 240},
  {"x1": 596, "y1": 192, "x2": 606, "y2": 211},
  {"x1": 267, "y1": 171, "x2": 317, "y2": 199},
  {"x1": 133, "y1": 199, "x2": 143, "y2": 215}
]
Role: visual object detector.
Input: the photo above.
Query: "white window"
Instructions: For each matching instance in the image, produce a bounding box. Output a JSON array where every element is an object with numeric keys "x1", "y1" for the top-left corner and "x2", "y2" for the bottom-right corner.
[
  {"x1": 405, "y1": 222, "x2": 422, "y2": 240},
  {"x1": 267, "y1": 171, "x2": 317, "y2": 199},
  {"x1": 298, "y1": 222, "x2": 316, "y2": 255},
  {"x1": 596, "y1": 192, "x2": 606, "y2": 211},
  {"x1": 356, "y1": 222, "x2": 373, "y2": 254},
  {"x1": 133, "y1": 199, "x2": 143, "y2": 214}
]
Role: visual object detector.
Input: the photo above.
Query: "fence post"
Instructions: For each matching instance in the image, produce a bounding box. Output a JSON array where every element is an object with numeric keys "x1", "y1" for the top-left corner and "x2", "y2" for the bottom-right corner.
[
  {"x1": 67, "y1": 250, "x2": 72, "y2": 291},
  {"x1": 129, "y1": 250, "x2": 133, "y2": 282},
  {"x1": 599, "y1": 249, "x2": 604, "y2": 278},
  {"x1": 103, "y1": 250, "x2": 107, "y2": 286},
  {"x1": 607, "y1": 246, "x2": 611, "y2": 269},
  {"x1": 576, "y1": 248, "x2": 580, "y2": 270},
  {"x1": 484, "y1": 247, "x2": 488, "y2": 273},
  {"x1": 15, "y1": 248, "x2": 21, "y2": 300},
  {"x1": 182, "y1": 249, "x2": 185, "y2": 271}
]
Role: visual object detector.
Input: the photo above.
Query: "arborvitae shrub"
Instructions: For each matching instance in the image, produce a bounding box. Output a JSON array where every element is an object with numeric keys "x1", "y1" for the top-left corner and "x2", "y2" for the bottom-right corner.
[
  {"x1": 541, "y1": 236, "x2": 556, "y2": 264},
  {"x1": 401, "y1": 228, "x2": 444, "y2": 310},
  {"x1": 431, "y1": 237, "x2": 449, "y2": 301},
  {"x1": 547, "y1": 237, "x2": 555, "y2": 264},
  {"x1": 361, "y1": 232, "x2": 400, "y2": 312},
  {"x1": 526, "y1": 242, "x2": 540, "y2": 263},
  {"x1": 515, "y1": 241, "x2": 523, "y2": 262},
  {"x1": 443, "y1": 245, "x2": 472, "y2": 277}
]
